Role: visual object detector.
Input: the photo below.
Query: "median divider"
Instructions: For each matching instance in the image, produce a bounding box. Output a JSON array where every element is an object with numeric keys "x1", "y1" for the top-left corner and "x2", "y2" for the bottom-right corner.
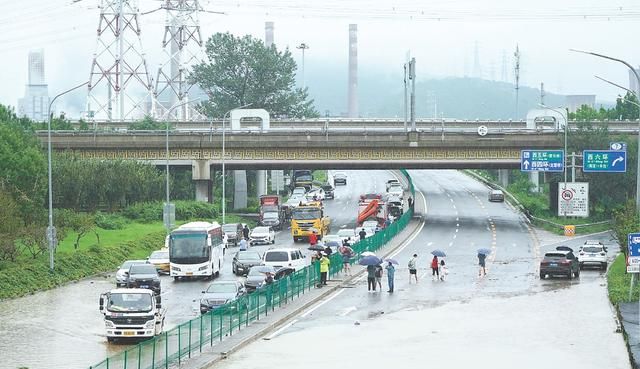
[{"x1": 88, "y1": 171, "x2": 416, "y2": 369}]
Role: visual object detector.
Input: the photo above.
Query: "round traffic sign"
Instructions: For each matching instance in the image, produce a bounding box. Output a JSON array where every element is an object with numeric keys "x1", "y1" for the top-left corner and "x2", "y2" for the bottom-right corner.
[
  {"x1": 561, "y1": 189, "x2": 573, "y2": 201},
  {"x1": 477, "y1": 125, "x2": 488, "y2": 136}
]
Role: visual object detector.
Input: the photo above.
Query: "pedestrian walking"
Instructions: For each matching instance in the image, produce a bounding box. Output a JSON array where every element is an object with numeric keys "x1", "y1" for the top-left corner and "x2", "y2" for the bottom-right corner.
[
  {"x1": 408, "y1": 254, "x2": 418, "y2": 284},
  {"x1": 375, "y1": 263, "x2": 383, "y2": 291},
  {"x1": 242, "y1": 225, "x2": 250, "y2": 240},
  {"x1": 384, "y1": 217, "x2": 391, "y2": 228},
  {"x1": 359, "y1": 228, "x2": 367, "y2": 241},
  {"x1": 238, "y1": 238, "x2": 248, "y2": 251},
  {"x1": 385, "y1": 261, "x2": 395, "y2": 292},
  {"x1": 309, "y1": 231, "x2": 318, "y2": 246},
  {"x1": 319, "y1": 252, "x2": 330, "y2": 286},
  {"x1": 439, "y1": 259, "x2": 448, "y2": 281},
  {"x1": 340, "y1": 245, "x2": 353, "y2": 276},
  {"x1": 478, "y1": 252, "x2": 487, "y2": 277},
  {"x1": 324, "y1": 245, "x2": 333, "y2": 257},
  {"x1": 367, "y1": 264, "x2": 377, "y2": 291},
  {"x1": 431, "y1": 255, "x2": 440, "y2": 281}
]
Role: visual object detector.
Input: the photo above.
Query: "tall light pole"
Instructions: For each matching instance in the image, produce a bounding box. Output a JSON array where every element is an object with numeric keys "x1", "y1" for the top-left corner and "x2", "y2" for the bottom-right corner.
[
  {"x1": 540, "y1": 104, "x2": 569, "y2": 217},
  {"x1": 47, "y1": 81, "x2": 89, "y2": 271},
  {"x1": 222, "y1": 103, "x2": 252, "y2": 224},
  {"x1": 162, "y1": 98, "x2": 200, "y2": 232},
  {"x1": 570, "y1": 49, "x2": 640, "y2": 212},
  {"x1": 296, "y1": 43, "x2": 310, "y2": 90}
]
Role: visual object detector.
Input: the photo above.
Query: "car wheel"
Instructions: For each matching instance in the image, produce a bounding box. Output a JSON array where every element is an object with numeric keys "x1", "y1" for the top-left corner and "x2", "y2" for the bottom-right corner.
[
  {"x1": 173, "y1": 276, "x2": 179, "y2": 282},
  {"x1": 272, "y1": 238, "x2": 275, "y2": 244},
  {"x1": 107, "y1": 337, "x2": 115, "y2": 343},
  {"x1": 602, "y1": 262, "x2": 608, "y2": 271},
  {"x1": 575, "y1": 268, "x2": 580, "y2": 277},
  {"x1": 568, "y1": 270, "x2": 573, "y2": 279},
  {"x1": 579, "y1": 263, "x2": 584, "y2": 270},
  {"x1": 539, "y1": 272, "x2": 545, "y2": 279}
]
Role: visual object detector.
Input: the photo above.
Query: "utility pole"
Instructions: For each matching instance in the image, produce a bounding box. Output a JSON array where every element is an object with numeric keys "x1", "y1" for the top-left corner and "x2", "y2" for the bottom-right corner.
[
  {"x1": 296, "y1": 43, "x2": 310, "y2": 90},
  {"x1": 403, "y1": 63, "x2": 408, "y2": 132},
  {"x1": 540, "y1": 82, "x2": 545, "y2": 106},
  {"x1": 409, "y1": 58, "x2": 416, "y2": 132}
]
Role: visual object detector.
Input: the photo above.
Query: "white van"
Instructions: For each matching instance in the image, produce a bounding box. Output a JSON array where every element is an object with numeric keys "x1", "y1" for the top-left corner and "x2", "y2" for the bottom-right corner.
[{"x1": 263, "y1": 248, "x2": 308, "y2": 271}]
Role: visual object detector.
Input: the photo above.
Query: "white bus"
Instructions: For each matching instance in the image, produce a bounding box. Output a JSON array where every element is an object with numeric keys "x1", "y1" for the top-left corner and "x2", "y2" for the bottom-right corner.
[{"x1": 168, "y1": 222, "x2": 224, "y2": 280}]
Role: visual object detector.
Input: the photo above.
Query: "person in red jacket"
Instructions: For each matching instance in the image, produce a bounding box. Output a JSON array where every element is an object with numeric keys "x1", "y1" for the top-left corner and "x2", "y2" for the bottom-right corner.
[
  {"x1": 309, "y1": 231, "x2": 318, "y2": 246},
  {"x1": 431, "y1": 255, "x2": 440, "y2": 281}
]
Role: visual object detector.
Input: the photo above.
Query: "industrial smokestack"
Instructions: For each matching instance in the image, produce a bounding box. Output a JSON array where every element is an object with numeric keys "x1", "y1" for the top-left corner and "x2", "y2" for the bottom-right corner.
[
  {"x1": 265, "y1": 21, "x2": 274, "y2": 47},
  {"x1": 347, "y1": 24, "x2": 358, "y2": 117}
]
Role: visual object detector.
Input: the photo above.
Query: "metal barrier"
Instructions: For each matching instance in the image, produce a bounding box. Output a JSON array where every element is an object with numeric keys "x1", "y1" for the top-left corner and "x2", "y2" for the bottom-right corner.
[{"x1": 89, "y1": 171, "x2": 416, "y2": 369}]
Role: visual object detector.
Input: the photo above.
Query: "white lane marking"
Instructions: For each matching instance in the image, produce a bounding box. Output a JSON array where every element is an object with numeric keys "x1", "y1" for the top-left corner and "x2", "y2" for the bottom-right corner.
[
  {"x1": 301, "y1": 289, "x2": 347, "y2": 318},
  {"x1": 455, "y1": 229, "x2": 459, "y2": 233},
  {"x1": 427, "y1": 241, "x2": 433, "y2": 246},
  {"x1": 453, "y1": 235, "x2": 457, "y2": 239},
  {"x1": 264, "y1": 319, "x2": 299, "y2": 340},
  {"x1": 456, "y1": 217, "x2": 459, "y2": 221},
  {"x1": 449, "y1": 241, "x2": 453, "y2": 246},
  {"x1": 338, "y1": 306, "x2": 358, "y2": 317},
  {"x1": 456, "y1": 223, "x2": 459, "y2": 227}
]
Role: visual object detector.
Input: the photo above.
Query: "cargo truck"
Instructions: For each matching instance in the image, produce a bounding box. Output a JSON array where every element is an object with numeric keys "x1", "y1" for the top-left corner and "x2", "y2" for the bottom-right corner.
[
  {"x1": 99, "y1": 288, "x2": 165, "y2": 342},
  {"x1": 259, "y1": 195, "x2": 283, "y2": 230}
]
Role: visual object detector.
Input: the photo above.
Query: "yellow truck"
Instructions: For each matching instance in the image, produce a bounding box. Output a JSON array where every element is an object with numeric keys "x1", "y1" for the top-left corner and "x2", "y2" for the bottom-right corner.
[{"x1": 291, "y1": 202, "x2": 330, "y2": 242}]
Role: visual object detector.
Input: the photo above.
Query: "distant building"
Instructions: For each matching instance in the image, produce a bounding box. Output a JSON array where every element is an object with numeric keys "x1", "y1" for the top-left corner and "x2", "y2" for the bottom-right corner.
[
  {"x1": 18, "y1": 50, "x2": 50, "y2": 121},
  {"x1": 565, "y1": 95, "x2": 596, "y2": 113},
  {"x1": 629, "y1": 68, "x2": 640, "y2": 92}
]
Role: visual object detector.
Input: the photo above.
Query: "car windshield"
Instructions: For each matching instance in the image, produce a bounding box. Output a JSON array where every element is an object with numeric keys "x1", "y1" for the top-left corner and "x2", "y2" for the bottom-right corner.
[
  {"x1": 223, "y1": 224, "x2": 238, "y2": 232},
  {"x1": 206, "y1": 283, "x2": 237, "y2": 293},
  {"x1": 252, "y1": 227, "x2": 269, "y2": 234},
  {"x1": 292, "y1": 208, "x2": 321, "y2": 220},
  {"x1": 334, "y1": 173, "x2": 346, "y2": 178},
  {"x1": 129, "y1": 264, "x2": 157, "y2": 274},
  {"x1": 249, "y1": 267, "x2": 274, "y2": 276},
  {"x1": 237, "y1": 251, "x2": 261, "y2": 261},
  {"x1": 296, "y1": 174, "x2": 313, "y2": 181},
  {"x1": 265, "y1": 251, "x2": 289, "y2": 262},
  {"x1": 293, "y1": 188, "x2": 306, "y2": 195},
  {"x1": 107, "y1": 293, "x2": 153, "y2": 313},
  {"x1": 149, "y1": 251, "x2": 168, "y2": 260},
  {"x1": 263, "y1": 212, "x2": 278, "y2": 219},
  {"x1": 120, "y1": 260, "x2": 144, "y2": 270},
  {"x1": 582, "y1": 247, "x2": 603, "y2": 253}
]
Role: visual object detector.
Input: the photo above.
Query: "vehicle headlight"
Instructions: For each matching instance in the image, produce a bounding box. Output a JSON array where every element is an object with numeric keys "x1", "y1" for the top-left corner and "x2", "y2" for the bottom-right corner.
[
  {"x1": 105, "y1": 320, "x2": 115, "y2": 328},
  {"x1": 145, "y1": 320, "x2": 155, "y2": 329},
  {"x1": 172, "y1": 266, "x2": 181, "y2": 272},
  {"x1": 198, "y1": 265, "x2": 209, "y2": 271}
]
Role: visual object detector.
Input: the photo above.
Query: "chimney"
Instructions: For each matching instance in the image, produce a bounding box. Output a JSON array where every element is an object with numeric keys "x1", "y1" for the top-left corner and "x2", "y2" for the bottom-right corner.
[
  {"x1": 265, "y1": 22, "x2": 274, "y2": 47},
  {"x1": 347, "y1": 24, "x2": 358, "y2": 118}
]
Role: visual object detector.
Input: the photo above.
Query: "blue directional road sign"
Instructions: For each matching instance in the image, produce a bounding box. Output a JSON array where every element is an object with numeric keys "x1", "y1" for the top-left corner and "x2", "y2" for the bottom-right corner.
[
  {"x1": 629, "y1": 233, "x2": 640, "y2": 257},
  {"x1": 520, "y1": 150, "x2": 564, "y2": 172},
  {"x1": 583, "y1": 150, "x2": 627, "y2": 173}
]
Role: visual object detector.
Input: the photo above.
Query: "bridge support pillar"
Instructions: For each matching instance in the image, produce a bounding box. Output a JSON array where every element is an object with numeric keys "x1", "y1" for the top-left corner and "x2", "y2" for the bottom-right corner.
[
  {"x1": 192, "y1": 160, "x2": 212, "y2": 202},
  {"x1": 529, "y1": 171, "x2": 541, "y2": 193},
  {"x1": 498, "y1": 169, "x2": 509, "y2": 187},
  {"x1": 234, "y1": 170, "x2": 248, "y2": 209},
  {"x1": 256, "y1": 170, "x2": 267, "y2": 197}
]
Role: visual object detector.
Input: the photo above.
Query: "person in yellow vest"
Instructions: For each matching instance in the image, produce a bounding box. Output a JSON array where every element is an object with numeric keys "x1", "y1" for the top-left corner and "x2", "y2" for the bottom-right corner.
[{"x1": 319, "y1": 252, "x2": 330, "y2": 286}]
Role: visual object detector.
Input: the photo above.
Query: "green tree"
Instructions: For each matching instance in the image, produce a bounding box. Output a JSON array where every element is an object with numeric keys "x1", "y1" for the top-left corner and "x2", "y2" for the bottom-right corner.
[
  {"x1": 191, "y1": 32, "x2": 319, "y2": 118},
  {"x1": 613, "y1": 200, "x2": 639, "y2": 256},
  {"x1": 0, "y1": 189, "x2": 23, "y2": 262},
  {"x1": 129, "y1": 115, "x2": 170, "y2": 130}
]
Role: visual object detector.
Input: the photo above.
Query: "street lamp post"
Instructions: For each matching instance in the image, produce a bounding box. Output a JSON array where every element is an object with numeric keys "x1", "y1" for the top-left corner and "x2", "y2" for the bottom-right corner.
[
  {"x1": 296, "y1": 43, "x2": 310, "y2": 90},
  {"x1": 570, "y1": 49, "x2": 640, "y2": 212},
  {"x1": 47, "y1": 81, "x2": 89, "y2": 271},
  {"x1": 221, "y1": 103, "x2": 252, "y2": 224},
  {"x1": 540, "y1": 104, "x2": 569, "y2": 217}
]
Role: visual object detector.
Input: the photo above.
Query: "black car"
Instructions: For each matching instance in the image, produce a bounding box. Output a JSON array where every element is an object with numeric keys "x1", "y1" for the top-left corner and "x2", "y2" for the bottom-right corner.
[
  {"x1": 232, "y1": 250, "x2": 263, "y2": 276},
  {"x1": 244, "y1": 266, "x2": 296, "y2": 292},
  {"x1": 322, "y1": 184, "x2": 335, "y2": 200},
  {"x1": 540, "y1": 249, "x2": 580, "y2": 279},
  {"x1": 223, "y1": 223, "x2": 243, "y2": 246},
  {"x1": 127, "y1": 263, "x2": 162, "y2": 295},
  {"x1": 200, "y1": 280, "x2": 246, "y2": 314}
]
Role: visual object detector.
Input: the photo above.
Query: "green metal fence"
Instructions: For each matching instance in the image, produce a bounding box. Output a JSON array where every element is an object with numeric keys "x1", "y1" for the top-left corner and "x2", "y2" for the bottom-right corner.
[{"x1": 89, "y1": 171, "x2": 415, "y2": 369}]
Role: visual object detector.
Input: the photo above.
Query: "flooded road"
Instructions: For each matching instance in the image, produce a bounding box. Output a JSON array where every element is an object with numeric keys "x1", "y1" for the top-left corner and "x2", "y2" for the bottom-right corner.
[{"x1": 0, "y1": 170, "x2": 395, "y2": 369}]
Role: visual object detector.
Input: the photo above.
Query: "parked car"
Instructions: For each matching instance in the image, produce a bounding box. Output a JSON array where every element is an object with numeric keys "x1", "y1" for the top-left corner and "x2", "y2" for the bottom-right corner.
[
  {"x1": 387, "y1": 185, "x2": 404, "y2": 199},
  {"x1": 578, "y1": 240, "x2": 608, "y2": 270},
  {"x1": 249, "y1": 226, "x2": 276, "y2": 245},
  {"x1": 262, "y1": 248, "x2": 307, "y2": 270},
  {"x1": 539, "y1": 249, "x2": 580, "y2": 279},
  {"x1": 333, "y1": 172, "x2": 347, "y2": 185},
  {"x1": 386, "y1": 179, "x2": 400, "y2": 191},
  {"x1": 232, "y1": 250, "x2": 264, "y2": 276},
  {"x1": 305, "y1": 187, "x2": 325, "y2": 201},
  {"x1": 321, "y1": 184, "x2": 335, "y2": 200},
  {"x1": 222, "y1": 223, "x2": 243, "y2": 246},
  {"x1": 285, "y1": 195, "x2": 305, "y2": 208},
  {"x1": 199, "y1": 280, "x2": 246, "y2": 314},
  {"x1": 337, "y1": 229, "x2": 357, "y2": 245},
  {"x1": 291, "y1": 187, "x2": 307, "y2": 197},
  {"x1": 127, "y1": 263, "x2": 162, "y2": 295},
  {"x1": 244, "y1": 266, "x2": 296, "y2": 292},
  {"x1": 488, "y1": 189, "x2": 505, "y2": 202},
  {"x1": 115, "y1": 259, "x2": 147, "y2": 287},
  {"x1": 147, "y1": 250, "x2": 170, "y2": 274}
]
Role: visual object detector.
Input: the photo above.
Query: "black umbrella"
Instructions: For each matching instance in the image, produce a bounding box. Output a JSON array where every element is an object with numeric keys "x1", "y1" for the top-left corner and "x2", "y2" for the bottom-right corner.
[{"x1": 308, "y1": 245, "x2": 326, "y2": 251}]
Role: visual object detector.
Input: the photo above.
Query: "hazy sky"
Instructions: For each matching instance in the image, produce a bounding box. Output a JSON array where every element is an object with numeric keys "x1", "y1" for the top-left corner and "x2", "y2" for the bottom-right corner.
[{"x1": 2, "y1": 0, "x2": 639, "y2": 116}]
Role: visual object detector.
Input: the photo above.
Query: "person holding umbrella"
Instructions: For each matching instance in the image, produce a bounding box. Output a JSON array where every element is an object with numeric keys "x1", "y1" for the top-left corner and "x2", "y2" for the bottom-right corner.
[
  {"x1": 374, "y1": 263, "x2": 384, "y2": 290},
  {"x1": 431, "y1": 255, "x2": 439, "y2": 281},
  {"x1": 385, "y1": 259, "x2": 397, "y2": 292},
  {"x1": 359, "y1": 255, "x2": 382, "y2": 291},
  {"x1": 477, "y1": 248, "x2": 490, "y2": 277}
]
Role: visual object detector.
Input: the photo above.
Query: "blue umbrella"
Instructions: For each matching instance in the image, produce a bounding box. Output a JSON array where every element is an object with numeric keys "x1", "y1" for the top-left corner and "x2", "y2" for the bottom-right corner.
[
  {"x1": 477, "y1": 248, "x2": 492, "y2": 255},
  {"x1": 384, "y1": 258, "x2": 399, "y2": 265},
  {"x1": 325, "y1": 241, "x2": 341, "y2": 248},
  {"x1": 358, "y1": 255, "x2": 382, "y2": 266},
  {"x1": 431, "y1": 249, "x2": 446, "y2": 257}
]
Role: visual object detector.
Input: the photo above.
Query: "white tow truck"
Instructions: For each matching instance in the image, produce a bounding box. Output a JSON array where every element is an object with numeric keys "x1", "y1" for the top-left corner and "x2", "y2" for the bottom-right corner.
[{"x1": 99, "y1": 288, "x2": 166, "y2": 342}]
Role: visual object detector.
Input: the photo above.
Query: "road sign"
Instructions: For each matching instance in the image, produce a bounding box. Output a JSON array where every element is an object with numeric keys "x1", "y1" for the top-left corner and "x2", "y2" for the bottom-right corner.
[
  {"x1": 610, "y1": 142, "x2": 627, "y2": 151},
  {"x1": 628, "y1": 233, "x2": 640, "y2": 273},
  {"x1": 520, "y1": 150, "x2": 564, "y2": 172},
  {"x1": 557, "y1": 182, "x2": 589, "y2": 217},
  {"x1": 583, "y1": 150, "x2": 627, "y2": 172}
]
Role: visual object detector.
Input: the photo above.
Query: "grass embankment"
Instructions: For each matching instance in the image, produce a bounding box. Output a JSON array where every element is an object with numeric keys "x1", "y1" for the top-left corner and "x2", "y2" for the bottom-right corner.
[
  {"x1": 608, "y1": 254, "x2": 640, "y2": 304},
  {"x1": 313, "y1": 170, "x2": 328, "y2": 184}
]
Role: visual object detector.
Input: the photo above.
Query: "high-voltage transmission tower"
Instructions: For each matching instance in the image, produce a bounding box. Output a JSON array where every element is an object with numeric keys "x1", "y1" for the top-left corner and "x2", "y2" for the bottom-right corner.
[
  {"x1": 86, "y1": 0, "x2": 154, "y2": 122},
  {"x1": 154, "y1": 0, "x2": 204, "y2": 120}
]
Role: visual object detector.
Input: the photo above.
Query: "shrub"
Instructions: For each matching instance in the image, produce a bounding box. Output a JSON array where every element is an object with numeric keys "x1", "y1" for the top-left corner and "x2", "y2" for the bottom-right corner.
[
  {"x1": 95, "y1": 212, "x2": 130, "y2": 230},
  {"x1": 123, "y1": 201, "x2": 218, "y2": 222}
]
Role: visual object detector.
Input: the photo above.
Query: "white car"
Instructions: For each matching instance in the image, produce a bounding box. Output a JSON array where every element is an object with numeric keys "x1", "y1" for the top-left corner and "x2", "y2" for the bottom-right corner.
[
  {"x1": 249, "y1": 226, "x2": 276, "y2": 245},
  {"x1": 291, "y1": 187, "x2": 307, "y2": 197},
  {"x1": 362, "y1": 220, "x2": 380, "y2": 233},
  {"x1": 578, "y1": 240, "x2": 608, "y2": 270},
  {"x1": 263, "y1": 248, "x2": 308, "y2": 270},
  {"x1": 387, "y1": 185, "x2": 404, "y2": 199},
  {"x1": 386, "y1": 179, "x2": 400, "y2": 191},
  {"x1": 115, "y1": 259, "x2": 147, "y2": 287},
  {"x1": 285, "y1": 195, "x2": 305, "y2": 208},
  {"x1": 337, "y1": 229, "x2": 357, "y2": 245},
  {"x1": 305, "y1": 187, "x2": 325, "y2": 201}
]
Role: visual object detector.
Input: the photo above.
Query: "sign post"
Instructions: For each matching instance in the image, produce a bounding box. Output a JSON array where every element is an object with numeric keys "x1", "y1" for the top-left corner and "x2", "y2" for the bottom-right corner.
[
  {"x1": 557, "y1": 182, "x2": 589, "y2": 217},
  {"x1": 583, "y1": 150, "x2": 627, "y2": 173},
  {"x1": 520, "y1": 150, "x2": 565, "y2": 172},
  {"x1": 628, "y1": 233, "x2": 640, "y2": 273}
]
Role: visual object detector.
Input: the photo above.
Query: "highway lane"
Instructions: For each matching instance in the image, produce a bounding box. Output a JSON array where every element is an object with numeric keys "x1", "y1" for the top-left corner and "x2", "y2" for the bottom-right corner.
[{"x1": 0, "y1": 170, "x2": 396, "y2": 369}]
